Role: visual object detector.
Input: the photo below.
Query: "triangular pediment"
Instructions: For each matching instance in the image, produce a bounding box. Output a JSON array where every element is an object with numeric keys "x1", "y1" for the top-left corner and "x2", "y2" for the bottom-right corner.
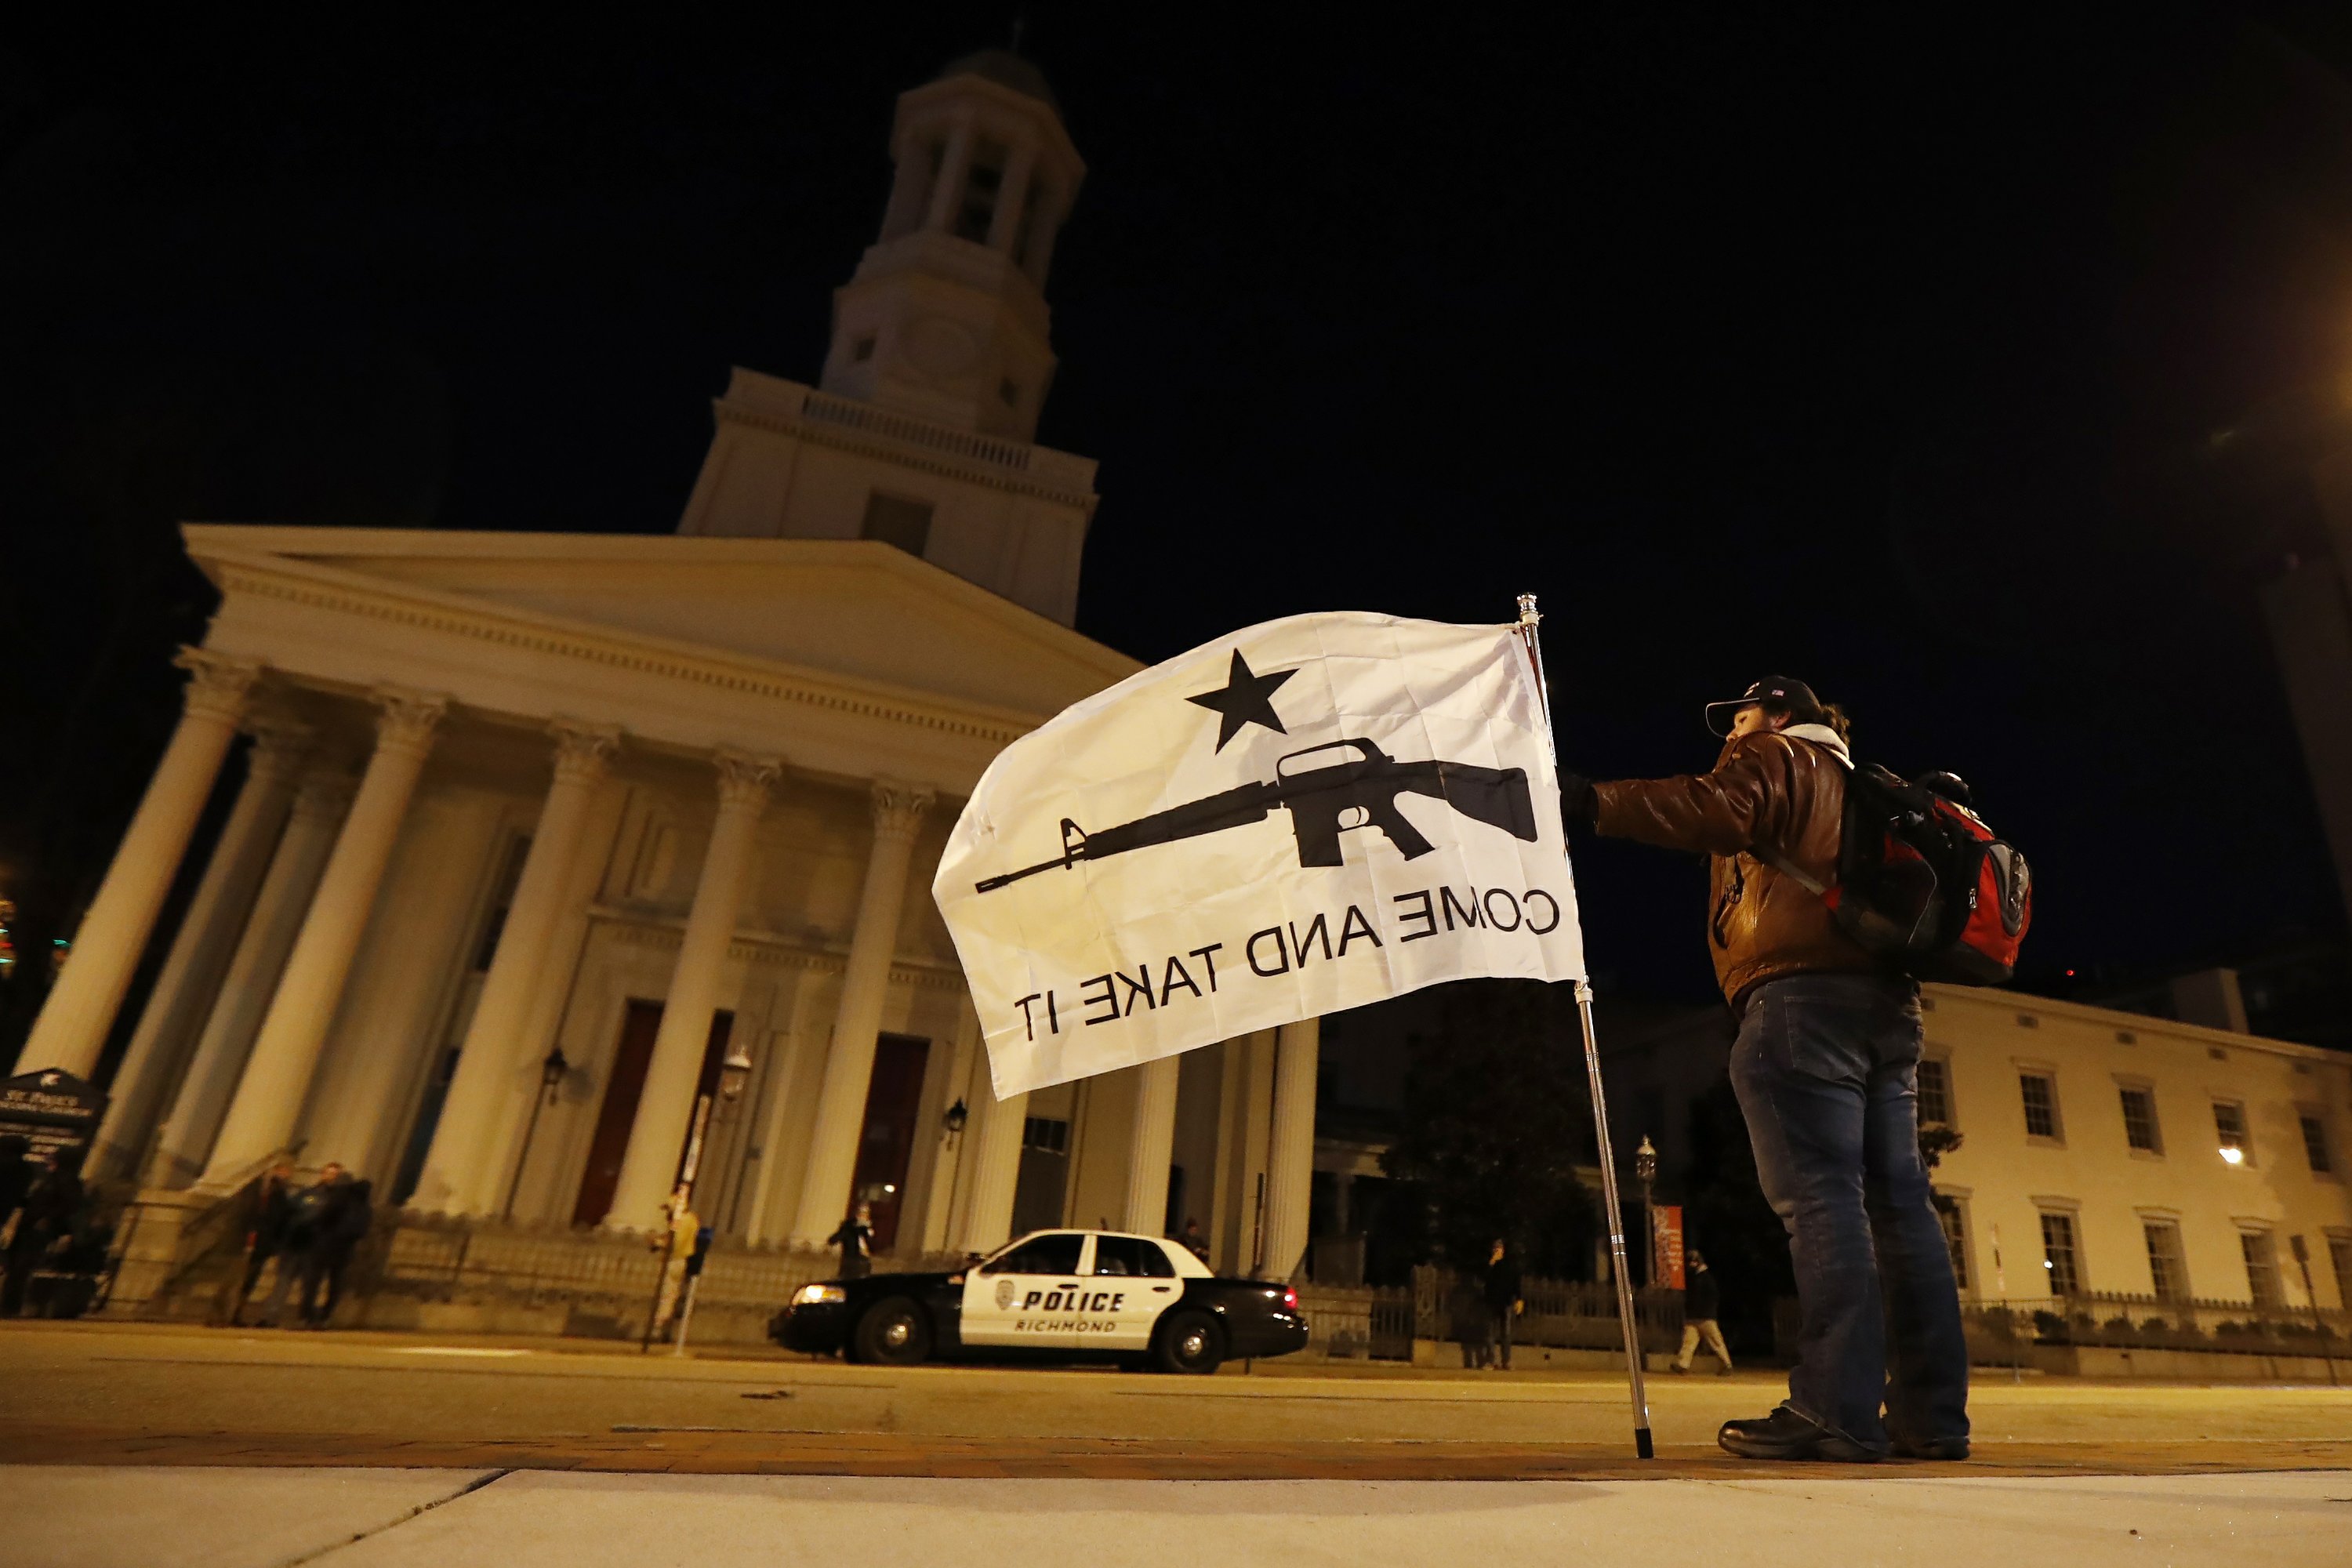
[{"x1": 183, "y1": 527, "x2": 1139, "y2": 723}]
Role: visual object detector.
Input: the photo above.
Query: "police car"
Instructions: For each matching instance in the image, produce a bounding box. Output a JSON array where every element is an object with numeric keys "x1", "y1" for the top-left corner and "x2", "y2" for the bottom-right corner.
[{"x1": 769, "y1": 1228, "x2": 1308, "y2": 1374}]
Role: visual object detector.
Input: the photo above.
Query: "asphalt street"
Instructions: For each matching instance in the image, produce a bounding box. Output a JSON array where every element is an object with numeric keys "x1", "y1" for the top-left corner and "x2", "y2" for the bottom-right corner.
[{"x1": 5, "y1": 1321, "x2": 2350, "y2": 1564}]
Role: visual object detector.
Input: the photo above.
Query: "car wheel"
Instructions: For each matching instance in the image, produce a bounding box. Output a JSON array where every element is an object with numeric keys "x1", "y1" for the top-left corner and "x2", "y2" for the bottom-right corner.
[
  {"x1": 1152, "y1": 1310, "x2": 1224, "y2": 1375},
  {"x1": 852, "y1": 1297, "x2": 932, "y2": 1367}
]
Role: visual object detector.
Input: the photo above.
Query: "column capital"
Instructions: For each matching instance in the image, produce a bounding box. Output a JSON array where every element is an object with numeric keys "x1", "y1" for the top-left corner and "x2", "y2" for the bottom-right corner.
[
  {"x1": 549, "y1": 718, "x2": 622, "y2": 785},
  {"x1": 713, "y1": 747, "x2": 782, "y2": 811},
  {"x1": 173, "y1": 648, "x2": 262, "y2": 724},
  {"x1": 870, "y1": 779, "x2": 935, "y2": 842},
  {"x1": 370, "y1": 688, "x2": 448, "y2": 757}
]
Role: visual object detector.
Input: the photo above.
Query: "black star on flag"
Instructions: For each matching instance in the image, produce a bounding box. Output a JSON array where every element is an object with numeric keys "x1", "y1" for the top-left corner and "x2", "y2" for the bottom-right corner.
[{"x1": 1187, "y1": 650, "x2": 1297, "y2": 751}]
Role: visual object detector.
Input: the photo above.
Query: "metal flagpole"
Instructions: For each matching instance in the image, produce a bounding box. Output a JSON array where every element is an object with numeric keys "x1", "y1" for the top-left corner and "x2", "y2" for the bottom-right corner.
[{"x1": 1515, "y1": 593, "x2": 1656, "y2": 1461}]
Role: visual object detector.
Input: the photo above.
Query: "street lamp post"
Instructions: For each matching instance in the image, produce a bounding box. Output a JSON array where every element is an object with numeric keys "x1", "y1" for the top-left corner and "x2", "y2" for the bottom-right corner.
[
  {"x1": 500, "y1": 1045, "x2": 569, "y2": 1219},
  {"x1": 662, "y1": 1042, "x2": 757, "y2": 1358},
  {"x1": 1634, "y1": 1135, "x2": 1658, "y2": 1289}
]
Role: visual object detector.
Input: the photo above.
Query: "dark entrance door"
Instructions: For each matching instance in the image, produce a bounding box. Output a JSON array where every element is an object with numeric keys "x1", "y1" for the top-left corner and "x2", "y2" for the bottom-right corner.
[
  {"x1": 572, "y1": 1001, "x2": 735, "y2": 1228},
  {"x1": 849, "y1": 1033, "x2": 931, "y2": 1254}
]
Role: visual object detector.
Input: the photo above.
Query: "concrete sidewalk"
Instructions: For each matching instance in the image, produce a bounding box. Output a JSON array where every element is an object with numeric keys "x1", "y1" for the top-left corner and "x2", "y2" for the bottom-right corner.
[{"x1": 14, "y1": 1466, "x2": 2350, "y2": 1567}]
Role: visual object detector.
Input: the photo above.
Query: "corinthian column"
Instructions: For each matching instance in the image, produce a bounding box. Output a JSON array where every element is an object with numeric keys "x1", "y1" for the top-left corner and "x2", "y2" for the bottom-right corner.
[
  {"x1": 151, "y1": 769, "x2": 353, "y2": 1188},
  {"x1": 200, "y1": 689, "x2": 446, "y2": 1185},
  {"x1": 1258, "y1": 1016, "x2": 1320, "y2": 1281},
  {"x1": 92, "y1": 720, "x2": 310, "y2": 1179},
  {"x1": 1123, "y1": 1055, "x2": 1181, "y2": 1236},
  {"x1": 956, "y1": 1081, "x2": 1028, "y2": 1254},
  {"x1": 790, "y1": 781, "x2": 933, "y2": 1247},
  {"x1": 414, "y1": 720, "x2": 621, "y2": 1214},
  {"x1": 16, "y1": 648, "x2": 260, "y2": 1077},
  {"x1": 604, "y1": 750, "x2": 779, "y2": 1231}
]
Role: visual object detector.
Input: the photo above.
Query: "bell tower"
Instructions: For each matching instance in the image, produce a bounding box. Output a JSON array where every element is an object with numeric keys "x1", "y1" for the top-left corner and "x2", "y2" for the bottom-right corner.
[
  {"x1": 679, "y1": 50, "x2": 1099, "y2": 626},
  {"x1": 818, "y1": 51, "x2": 1086, "y2": 441}
]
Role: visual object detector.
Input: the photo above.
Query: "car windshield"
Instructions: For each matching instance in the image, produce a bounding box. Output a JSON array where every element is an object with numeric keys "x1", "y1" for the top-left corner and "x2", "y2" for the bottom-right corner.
[{"x1": 978, "y1": 1232, "x2": 1085, "y2": 1276}]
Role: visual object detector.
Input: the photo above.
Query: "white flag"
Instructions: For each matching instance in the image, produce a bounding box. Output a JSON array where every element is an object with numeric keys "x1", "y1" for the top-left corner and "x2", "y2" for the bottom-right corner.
[{"x1": 933, "y1": 611, "x2": 1588, "y2": 1098}]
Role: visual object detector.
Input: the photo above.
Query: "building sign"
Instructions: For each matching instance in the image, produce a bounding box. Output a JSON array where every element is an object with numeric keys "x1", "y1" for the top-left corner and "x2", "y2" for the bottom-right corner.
[
  {"x1": 1653, "y1": 1204, "x2": 1684, "y2": 1290},
  {"x1": 0, "y1": 1069, "x2": 106, "y2": 1167}
]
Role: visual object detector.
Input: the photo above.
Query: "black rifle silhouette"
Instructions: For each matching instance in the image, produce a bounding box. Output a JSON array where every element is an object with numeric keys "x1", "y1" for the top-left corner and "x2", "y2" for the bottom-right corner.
[{"x1": 973, "y1": 738, "x2": 1539, "y2": 893}]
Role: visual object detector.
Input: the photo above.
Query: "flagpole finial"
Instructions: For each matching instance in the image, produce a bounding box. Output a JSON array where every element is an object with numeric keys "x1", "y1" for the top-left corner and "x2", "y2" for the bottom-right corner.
[{"x1": 1515, "y1": 593, "x2": 1541, "y2": 627}]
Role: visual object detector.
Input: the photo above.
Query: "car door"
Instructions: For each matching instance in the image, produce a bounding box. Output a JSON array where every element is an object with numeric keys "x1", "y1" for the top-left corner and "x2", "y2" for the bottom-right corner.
[
  {"x1": 1084, "y1": 1234, "x2": 1181, "y2": 1351},
  {"x1": 960, "y1": 1231, "x2": 1089, "y2": 1348}
]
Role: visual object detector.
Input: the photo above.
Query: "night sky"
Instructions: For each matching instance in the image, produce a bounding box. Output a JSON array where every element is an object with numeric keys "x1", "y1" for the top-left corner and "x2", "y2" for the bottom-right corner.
[{"x1": 5, "y1": 9, "x2": 2352, "y2": 1047}]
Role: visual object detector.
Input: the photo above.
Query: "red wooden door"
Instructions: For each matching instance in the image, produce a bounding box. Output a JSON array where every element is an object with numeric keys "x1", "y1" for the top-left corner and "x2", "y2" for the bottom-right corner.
[
  {"x1": 572, "y1": 1001, "x2": 735, "y2": 1228},
  {"x1": 850, "y1": 1033, "x2": 931, "y2": 1253}
]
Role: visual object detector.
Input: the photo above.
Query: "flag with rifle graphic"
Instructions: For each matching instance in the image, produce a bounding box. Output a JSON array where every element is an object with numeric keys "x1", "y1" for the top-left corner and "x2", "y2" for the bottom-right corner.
[{"x1": 934, "y1": 611, "x2": 1588, "y2": 1098}]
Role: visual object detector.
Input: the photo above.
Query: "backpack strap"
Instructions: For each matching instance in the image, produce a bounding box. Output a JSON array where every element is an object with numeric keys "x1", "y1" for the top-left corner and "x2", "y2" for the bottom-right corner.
[
  {"x1": 1752, "y1": 844, "x2": 1828, "y2": 898},
  {"x1": 1747, "y1": 734, "x2": 1849, "y2": 898}
]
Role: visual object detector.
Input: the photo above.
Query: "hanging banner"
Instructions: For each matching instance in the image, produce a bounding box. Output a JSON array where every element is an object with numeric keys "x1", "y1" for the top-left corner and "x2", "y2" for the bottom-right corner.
[
  {"x1": 1653, "y1": 1204, "x2": 1685, "y2": 1291},
  {"x1": 935, "y1": 611, "x2": 1587, "y2": 1097}
]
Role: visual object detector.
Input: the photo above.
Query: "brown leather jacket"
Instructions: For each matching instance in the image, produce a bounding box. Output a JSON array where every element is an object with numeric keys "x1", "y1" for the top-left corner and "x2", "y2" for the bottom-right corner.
[{"x1": 1591, "y1": 728, "x2": 1877, "y2": 1007}]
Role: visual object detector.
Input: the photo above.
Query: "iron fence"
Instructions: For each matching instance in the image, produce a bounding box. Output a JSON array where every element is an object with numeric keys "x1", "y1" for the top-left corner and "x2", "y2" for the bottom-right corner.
[
  {"x1": 1412, "y1": 1266, "x2": 1683, "y2": 1353},
  {"x1": 1964, "y1": 1292, "x2": 2351, "y2": 1356}
]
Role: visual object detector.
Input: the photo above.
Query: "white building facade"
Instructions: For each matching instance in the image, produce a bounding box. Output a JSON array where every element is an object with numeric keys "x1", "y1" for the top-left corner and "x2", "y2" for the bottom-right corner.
[
  {"x1": 1922, "y1": 985, "x2": 2352, "y2": 1316},
  {"x1": 18, "y1": 52, "x2": 1323, "y2": 1279}
]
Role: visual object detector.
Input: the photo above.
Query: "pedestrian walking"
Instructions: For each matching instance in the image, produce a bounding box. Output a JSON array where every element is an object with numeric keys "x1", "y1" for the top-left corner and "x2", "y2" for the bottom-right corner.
[
  {"x1": 227, "y1": 1160, "x2": 298, "y2": 1327},
  {"x1": 2, "y1": 1145, "x2": 85, "y2": 1318},
  {"x1": 1565, "y1": 677, "x2": 1970, "y2": 1461},
  {"x1": 1175, "y1": 1218, "x2": 1209, "y2": 1262},
  {"x1": 827, "y1": 1203, "x2": 874, "y2": 1279},
  {"x1": 306, "y1": 1173, "x2": 373, "y2": 1327},
  {"x1": 1483, "y1": 1239, "x2": 1524, "y2": 1371},
  {"x1": 1673, "y1": 1248, "x2": 1734, "y2": 1374}
]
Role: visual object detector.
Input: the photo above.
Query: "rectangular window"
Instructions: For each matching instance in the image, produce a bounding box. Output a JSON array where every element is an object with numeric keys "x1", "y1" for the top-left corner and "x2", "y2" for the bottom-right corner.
[
  {"x1": 2301, "y1": 1113, "x2": 2334, "y2": 1174},
  {"x1": 1933, "y1": 1196, "x2": 1969, "y2": 1290},
  {"x1": 2213, "y1": 1100, "x2": 2251, "y2": 1164},
  {"x1": 860, "y1": 492, "x2": 935, "y2": 557},
  {"x1": 2241, "y1": 1229, "x2": 2284, "y2": 1308},
  {"x1": 2143, "y1": 1219, "x2": 2188, "y2": 1302},
  {"x1": 2038, "y1": 1210, "x2": 2081, "y2": 1296},
  {"x1": 2330, "y1": 1237, "x2": 2352, "y2": 1312},
  {"x1": 1021, "y1": 1116, "x2": 1069, "y2": 1155},
  {"x1": 1916, "y1": 1058, "x2": 1952, "y2": 1126},
  {"x1": 2119, "y1": 1086, "x2": 2161, "y2": 1154},
  {"x1": 956, "y1": 138, "x2": 1008, "y2": 241},
  {"x1": 2020, "y1": 1073, "x2": 2060, "y2": 1141}
]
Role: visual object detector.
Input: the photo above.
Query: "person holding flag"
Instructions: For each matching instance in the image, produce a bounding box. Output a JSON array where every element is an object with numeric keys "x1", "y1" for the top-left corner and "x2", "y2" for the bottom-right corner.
[{"x1": 1559, "y1": 677, "x2": 1971, "y2": 1463}]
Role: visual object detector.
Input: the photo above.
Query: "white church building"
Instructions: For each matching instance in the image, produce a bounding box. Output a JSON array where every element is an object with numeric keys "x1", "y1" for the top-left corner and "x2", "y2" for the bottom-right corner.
[{"x1": 19, "y1": 51, "x2": 1323, "y2": 1284}]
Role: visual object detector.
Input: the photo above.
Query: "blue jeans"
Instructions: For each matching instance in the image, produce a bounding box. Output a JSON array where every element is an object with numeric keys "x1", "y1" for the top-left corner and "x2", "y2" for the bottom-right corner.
[{"x1": 1730, "y1": 972, "x2": 1969, "y2": 1450}]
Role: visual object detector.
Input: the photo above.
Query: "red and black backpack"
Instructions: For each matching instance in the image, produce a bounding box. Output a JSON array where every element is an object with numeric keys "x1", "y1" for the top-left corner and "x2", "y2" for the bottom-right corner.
[{"x1": 1766, "y1": 762, "x2": 2033, "y2": 985}]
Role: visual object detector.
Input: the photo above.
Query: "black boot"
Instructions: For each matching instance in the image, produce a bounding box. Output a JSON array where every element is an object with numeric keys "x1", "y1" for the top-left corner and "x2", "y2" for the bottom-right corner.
[
  {"x1": 1718, "y1": 1404, "x2": 1884, "y2": 1461},
  {"x1": 1889, "y1": 1432, "x2": 1971, "y2": 1461}
]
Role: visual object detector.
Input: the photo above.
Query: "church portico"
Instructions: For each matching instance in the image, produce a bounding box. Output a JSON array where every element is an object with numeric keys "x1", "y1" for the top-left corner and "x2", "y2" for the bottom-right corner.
[{"x1": 47, "y1": 54, "x2": 1327, "y2": 1338}]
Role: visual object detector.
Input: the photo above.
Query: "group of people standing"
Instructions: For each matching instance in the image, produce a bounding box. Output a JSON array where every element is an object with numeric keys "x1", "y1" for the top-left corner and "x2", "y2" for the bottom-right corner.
[
  {"x1": 1452, "y1": 1238, "x2": 1525, "y2": 1370},
  {"x1": 227, "y1": 1160, "x2": 374, "y2": 1329},
  {"x1": 0, "y1": 1137, "x2": 88, "y2": 1317}
]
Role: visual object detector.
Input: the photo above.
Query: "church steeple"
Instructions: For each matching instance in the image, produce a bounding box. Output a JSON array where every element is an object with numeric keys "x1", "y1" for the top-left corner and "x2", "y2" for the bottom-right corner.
[{"x1": 818, "y1": 51, "x2": 1085, "y2": 441}]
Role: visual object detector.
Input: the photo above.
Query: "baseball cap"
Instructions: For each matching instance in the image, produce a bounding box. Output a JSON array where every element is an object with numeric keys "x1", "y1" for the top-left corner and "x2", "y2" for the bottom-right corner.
[{"x1": 1704, "y1": 676, "x2": 1822, "y2": 737}]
